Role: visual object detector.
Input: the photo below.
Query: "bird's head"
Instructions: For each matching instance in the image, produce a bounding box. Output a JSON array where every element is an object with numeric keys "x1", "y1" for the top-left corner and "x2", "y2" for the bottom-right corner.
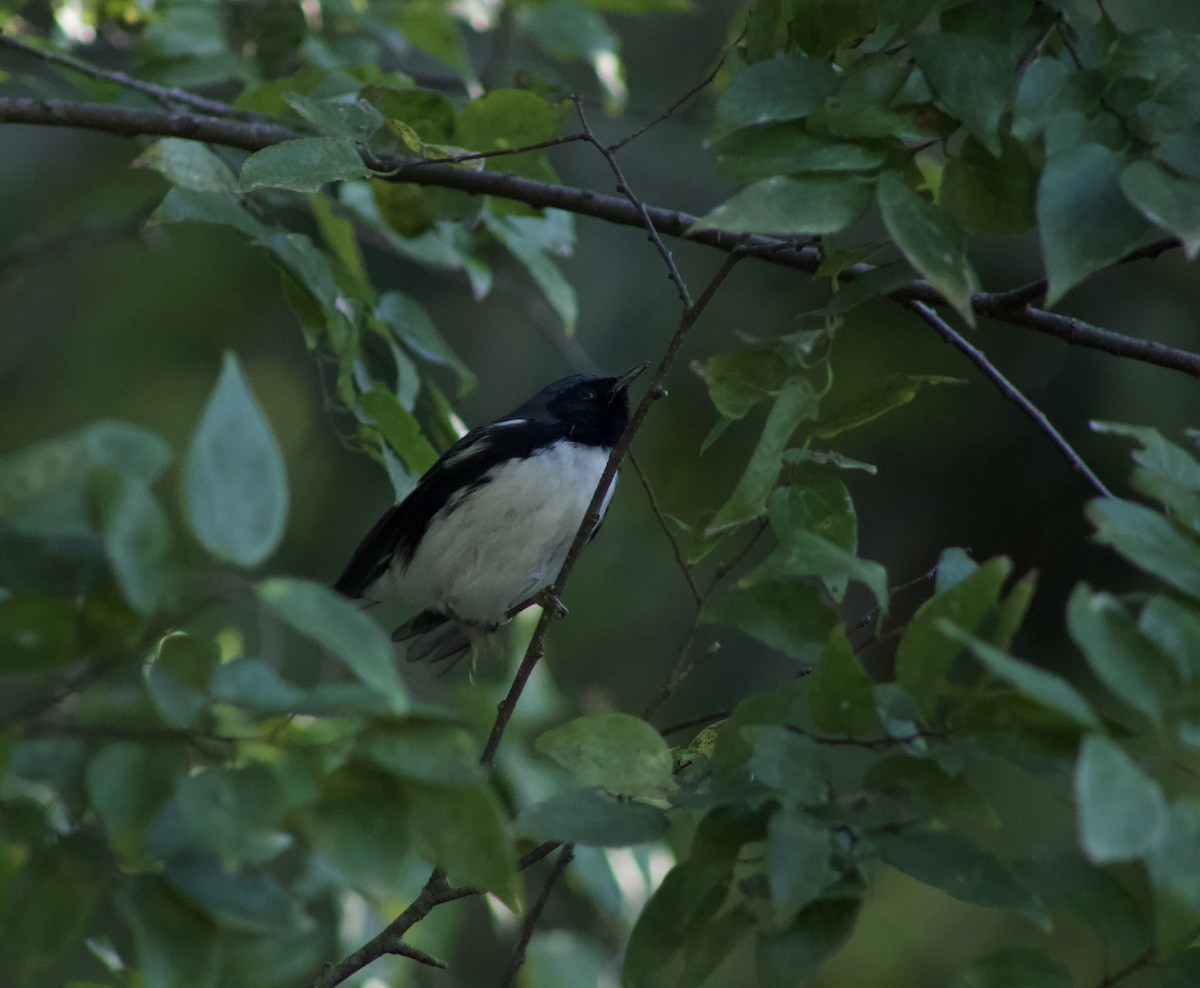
[{"x1": 514, "y1": 365, "x2": 645, "y2": 447}]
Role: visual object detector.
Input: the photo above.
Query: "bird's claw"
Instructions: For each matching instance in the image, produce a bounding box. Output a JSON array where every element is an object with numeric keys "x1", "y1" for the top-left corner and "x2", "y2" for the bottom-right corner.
[{"x1": 534, "y1": 589, "x2": 569, "y2": 619}]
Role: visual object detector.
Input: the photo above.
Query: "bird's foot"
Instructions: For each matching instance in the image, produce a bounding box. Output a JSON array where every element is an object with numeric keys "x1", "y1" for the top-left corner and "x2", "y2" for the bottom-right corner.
[{"x1": 533, "y1": 589, "x2": 569, "y2": 619}]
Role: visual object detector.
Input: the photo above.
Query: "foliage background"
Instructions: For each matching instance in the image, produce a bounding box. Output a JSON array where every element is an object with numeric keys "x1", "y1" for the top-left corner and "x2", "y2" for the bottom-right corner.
[{"x1": 1, "y1": 0, "x2": 1199, "y2": 986}]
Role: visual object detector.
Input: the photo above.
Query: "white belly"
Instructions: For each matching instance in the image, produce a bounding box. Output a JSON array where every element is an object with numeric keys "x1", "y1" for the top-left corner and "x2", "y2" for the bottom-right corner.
[{"x1": 386, "y1": 442, "x2": 614, "y2": 626}]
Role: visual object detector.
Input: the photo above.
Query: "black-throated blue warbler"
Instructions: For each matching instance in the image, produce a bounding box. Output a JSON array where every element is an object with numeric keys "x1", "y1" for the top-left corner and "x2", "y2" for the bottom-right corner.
[{"x1": 334, "y1": 366, "x2": 644, "y2": 664}]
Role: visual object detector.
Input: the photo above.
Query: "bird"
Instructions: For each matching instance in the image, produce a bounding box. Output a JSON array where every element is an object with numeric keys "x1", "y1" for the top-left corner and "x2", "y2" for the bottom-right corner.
[{"x1": 334, "y1": 366, "x2": 645, "y2": 666}]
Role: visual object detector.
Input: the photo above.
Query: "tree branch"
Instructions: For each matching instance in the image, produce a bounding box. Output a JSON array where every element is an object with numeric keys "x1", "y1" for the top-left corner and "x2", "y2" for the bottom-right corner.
[
  {"x1": 498, "y1": 844, "x2": 576, "y2": 988},
  {"x1": 2, "y1": 96, "x2": 1197, "y2": 379}
]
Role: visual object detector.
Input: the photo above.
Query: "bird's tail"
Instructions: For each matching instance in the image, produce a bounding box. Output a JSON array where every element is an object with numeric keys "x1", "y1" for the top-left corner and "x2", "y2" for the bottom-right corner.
[{"x1": 391, "y1": 610, "x2": 476, "y2": 667}]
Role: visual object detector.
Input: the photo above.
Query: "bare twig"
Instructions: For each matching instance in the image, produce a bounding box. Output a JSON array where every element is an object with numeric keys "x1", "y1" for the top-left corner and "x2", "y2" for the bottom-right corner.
[
  {"x1": 2, "y1": 96, "x2": 1197, "y2": 379},
  {"x1": 402, "y1": 132, "x2": 589, "y2": 167},
  {"x1": 908, "y1": 301, "x2": 1113, "y2": 498},
  {"x1": 1096, "y1": 948, "x2": 1155, "y2": 988},
  {"x1": 0, "y1": 31, "x2": 266, "y2": 120},
  {"x1": 498, "y1": 844, "x2": 576, "y2": 988},
  {"x1": 659, "y1": 710, "x2": 731, "y2": 737},
  {"x1": 787, "y1": 724, "x2": 947, "y2": 750},
  {"x1": 629, "y1": 451, "x2": 703, "y2": 608}
]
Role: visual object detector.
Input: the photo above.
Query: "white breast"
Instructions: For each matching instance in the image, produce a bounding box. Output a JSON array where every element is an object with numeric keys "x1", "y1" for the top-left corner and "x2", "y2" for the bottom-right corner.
[{"x1": 386, "y1": 442, "x2": 614, "y2": 626}]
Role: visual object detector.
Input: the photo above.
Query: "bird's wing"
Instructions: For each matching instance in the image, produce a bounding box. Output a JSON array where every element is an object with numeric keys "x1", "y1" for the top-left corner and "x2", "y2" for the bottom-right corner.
[{"x1": 333, "y1": 418, "x2": 552, "y2": 598}]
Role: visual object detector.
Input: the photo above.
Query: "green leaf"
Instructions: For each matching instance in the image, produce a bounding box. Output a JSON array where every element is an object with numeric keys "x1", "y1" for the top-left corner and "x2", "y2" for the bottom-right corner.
[
  {"x1": 256, "y1": 578, "x2": 406, "y2": 708},
  {"x1": 942, "y1": 134, "x2": 1038, "y2": 234},
  {"x1": 209, "y1": 658, "x2": 307, "y2": 714},
  {"x1": 944, "y1": 623, "x2": 1102, "y2": 729},
  {"x1": 864, "y1": 756, "x2": 997, "y2": 830},
  {"x1": 525, "y1": 0, "x2": 627, "y2": 111},
  {"x1": 176, "y1": 765, "x2": 288, "y2": 867},
  {"x1": 1067, "y1": 584, "x2": 1177, "y2": 725},
  {"x1": 1145, "y1": 799, "x2": 1200, "y2": 912},
  {"x1": 910, "y1": 33, "x2": 1013, "y2": 154},
  {"x1": 755, "y1": 900, "x2": 859, "y2": 988},
  {"x1": 95, "y1": 472, "x2": 174, "y2": 616},
  {"x1": 782, "y1": 448, "x2": 877, "y2": 474},
  {"x1": 707, "y1": 378, "x2": 821, "y2": 535},
  {"x1": 744, "y1": 532, "x2": 888, "y2": 608},
  {"x1": 1139, "y1": 595, "x2": 1200, "y2": 681},
  {"x1": 356, "y1": 388, "x2": 439, "y2": 474},
  {"x1": 936, "y1": 546, "x2": 979, "y2": 593},
  {"x1": 877, "y1": 172, "x2": 979, "y2": 324},
  {"x1": 165, "y1": 852, "x2": 311, "y2": 934},
  {"x1": 769, "y1": 476, "x2": 856, "y2": 552},
  {"x1": 715, "y1": 52, "x2": 838, "y2": 131},
  {"x1": 1087, "y1": 497, "x2": 1200, "y2": 598},
  {"x1": 536, "y1": 712, "x2": 675, "y2": 798},
  {"x1": 883, "y1": 831, "x2": 1049, "y2": 928},
  {"x1": 897, "y1": 558, "x2": 1012, "y2": 712},
  {"x1": 184, "y1": 353, "x2": 288, "y2": 567},
  {"x1": 134, "y1": 138, "x2": 239, "y2": 193},
  {"x1": 86, "y1": 743, "x2": 186, "y2": 863},
  {"x1": 1120, "y1": 160, "x2": 1200, "y2": 261},
  {"x1": 404, "y1": 781, "x2": 520, "y2": 907},
  {"x1": 146, "y1": 632, "x2": 217, "y2": 730},
  {"x1": 240, "y1": 137, "x2": 370, "y2": 193},
  {"x1": 810, "y1": 624, "x2": 876, "y2": 735},
  {"x1": 0, "y1": 596, "x2": 80, "y2": 673},
  {"x1": 282, "y1": 92, "x2": 383, "y2": 143},
  {"x1": 114, "y1": 877, "x2": 220, "y2": 988},
  {"x1": 1074, "y1": 734, "x2": 1168, "y2": 863},
  {"x1": 376, "y1": 291, "x2": 475, "y2": 395},
  {"x1": 813, "y1": 373, "x2": 964, "y2": 440},
  {"x1": 743, "y1": 726, "x2": 826, "y2": 805},
  {"x1": 484, "y1": 211, "x2": 578, "y2": 332},
  {"x1": 694, "y1": 176, "x2": 873, "y2": 236},
  {"x1": 701, "y1": 580, "x2": 835, "y2": 663},
  {"x1": 1038, "y1": 144, "x2": 1148, "y2": 304},
  {"x1": 1027, "y1": 855, "x2": 1150, "y2": 962},
  {"x1": 515, "y1": 787, "x2": 669, "y2": 847},
  {"x1": 359, "y1": 717, "x2": 484, "y2": 786},
  {"x1": 702, "y1": 349, "x2": 792, "y2": 420},
  {"x1": 457, "y1": 89, "x2": 571, "y2": 160},
  {"x1": 676, "y1": 907, "x2": 755, "y2": 988},
  {"x1": 714, "y1": 124, "x2": 885, "y2": 180},
  {"x1": 766, "y1": 807, "x2": 836, "y2": 916},
  {"x1": 787, "y1": 0, "x2": 884, "y2": 58},
  {"x1": 1091, "y1": 421, "x2": 1200, "y2": 491},
  {"x1": 958, "y1": 949, "x2": 1073, "y2": 988}
]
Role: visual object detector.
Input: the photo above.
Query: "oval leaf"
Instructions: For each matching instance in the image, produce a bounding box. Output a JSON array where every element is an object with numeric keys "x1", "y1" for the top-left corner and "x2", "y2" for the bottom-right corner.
[
  {"x1": 241, "y1": 137, "x2": 370, "y2": 193},
  {"x1": 1075, "y1": 734, "x2": 1169, "y2": 863},
  {"x1": 536, "y1": 712, "x2": 675, "y2": 798},
  {"x1": 184, "y1": 354, "x2": 288, "y2": 567}
]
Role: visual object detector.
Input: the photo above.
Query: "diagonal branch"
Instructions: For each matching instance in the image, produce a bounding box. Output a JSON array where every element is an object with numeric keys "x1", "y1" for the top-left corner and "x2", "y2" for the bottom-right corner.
[
  {"x1": 2, "y1": 96, "x2": 1195, "y2": 379},
  {"x1": 907, "y1": 300, "x2": 1113, "y2": 498}
]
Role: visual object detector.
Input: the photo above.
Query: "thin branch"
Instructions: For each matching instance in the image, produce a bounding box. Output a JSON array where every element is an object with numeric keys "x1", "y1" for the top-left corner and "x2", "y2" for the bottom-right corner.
[
  {"x1": 628, "y1": 451, "x2": 703, "y2": 608},
  {"x1": 0, "y1": 31, "x2": 266, "y2": 121},
  {"x1": 400, "y1": 132, "x2": 589, "y2": 167},
  {"x1": 2, "y1": 96, "x2": 1197, "y2": 379},
  {"x1": 907, "y1": 300, "x2": 1114, "y2": 499},
  {"x1": 1096, "y1": 948, "x2": 1155, "y2": 988},
  {"x1": 498, "y1": 844, "x2": 576, "y2": 988},
  {"x1": 573, "y1": 96, "x2": 693, "y2": 309},
  {"x1": 787, "y1": 724, "x2": 947, "y2": 750},
  {"x1": 659, "y1": 711, "x2": 731, "y2": 736}
]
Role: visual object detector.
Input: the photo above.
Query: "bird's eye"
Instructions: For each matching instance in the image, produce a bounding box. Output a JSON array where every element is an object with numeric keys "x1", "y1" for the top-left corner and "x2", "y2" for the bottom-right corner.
[{"x1": 581, "y1": 388, "x2": 597, "y2": 401}]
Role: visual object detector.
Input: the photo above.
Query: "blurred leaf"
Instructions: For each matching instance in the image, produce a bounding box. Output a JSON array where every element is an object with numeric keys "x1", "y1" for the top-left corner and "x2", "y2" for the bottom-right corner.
[
  {"x1": 523, "y1": 930, "x2": 612, "y2": 988},
  {"x1": 694, "y1": 175, "x2": 873, "y2": 235},
  {"x1": 1026, "y1": 855, "x2": 1150, "y2": 961},
  {"x1": 257, "y1": 578, "x2": 406, "y2": 708},
  {"x1": 701, "y1": 580, "x2": 835, "y2": 662},
  {"x1": 936, "y1": 546, "x2": 978, "y2": 592},
  {"x1": 536, "y1": 712, "x2": 675, "y2": 798},
  {"x1": 897, "y1": 558, "x2": 1011, "y2": 712},
  {"x1": 1120, "y1": 160, "x2": 1200, "y2": 261},
  {"x1": 910, "y1": 32, "x2": 1013, "y2": 154},
  {"x1": 1067, "y1": 584, "x2": 1177, "y2": 725},
  {"x1": 810, "y1": 624, "x2": 876, "y2": 735},
  {"x1": 114, "y1": 877, "x2": 220, "y2": 988},
  {"x1": 813, "y1": 373, "x2": 964, "y2": 440},
  {"x1": 146, "y1": 632, "x2": 218, "y2": 729},
  {"x1": 209, "y1": 658, "x2": 307, "y2": 714},
  {"x1": 484, "y1": 212, "x2": 578, "y2": 331},
  {"x1": 703, "y1": 349, "x2": 792, "y2": 420},
  {"x1": 884, "y1": 831, "x2": 1049, "y2": 928},
  {"x1": 184, "y1": 353, "x2": 288, "y2": 567},
  {"x1": 744, "y1": 531, "x2": 888, "y2": 607},
  {"x1": 787, "y1": 0, "x2": 881, "y2": 58},
  {"x1": 165, "y1": 852, "x2": 311, "y2": 934},
  {"x1": 0, "y1": 596, "x2": 81, "y2": 673},
  {"x1": 1139, "y1": 595, "x2": 1200, "y2": 681},
  {"x1": 743, "y1": 726, "x2": 826, "y2": 805},
  {"x1": 176, "y1": 765, "x2": 289, "y2": 867},
  {"x1": 376, "y1": 291, "x2": 476, "y2": 395},
  {"x1": 87, "y1": 742, "x2": 186, "y2": 863},
  {"x1": 94, "y1": 471, "x2": 174, "y2": 615},
  {"x1": 404, "y1": 781, "x2": 520, "y2": 907},
  {"x1": 957, "y1": 949, "x2": 1073, "y2": 988},
  {"x1": 877, "y1": 172, "x2": 979, "y2": 324},
  {"x1": 391, "y1": 0, "x2": 475, "y2": 83},
  {"x1": 135, "y1": 138, "x2": 239, "y2": 193},
  {"x1": 360, "y1": 717, "x2": 484, "y2": 786},
  {"x1": 755, "y1": 899, "x2": 859, "y2": 988},
  {"x1": 1038, "y1": 145, "x2": 1147, "y2": 304},
  {"x1": 766, "y1": 807, "x2": 836, "y2": 916},
  {"x1": 944, "y1": 623, "x2": 1102, "y2": 729},
  {"x1": 864, "y1": 756, "x2": 997, "y2": 829},
  {"x1": 1160, "y1": 950, "x2": 1200, "y2": 988},
  {"x1": 714, "y1": 124, "x2": 885, "y2": 180},
  {"x1": 942, "y1": 134, "x2": 1038, "y2": 234},
  {"x1": 676, "y1": 906, "x2": 755, "y2": 988},
  {"x1": 1145, "y1": 799, "x2": 1200, "y2": 911},
  {"x1": 1087, "y1": 497, "x2": 1200, "y2": 598},
  {"x1": 715, "y1": 52, "x2": 838, "y2": 131},
  {"x1": 707, "y1": 378, "x2": 821, "y2": 534},
  {"x1": 241, "y1": 137, "x2": 370, "y2": 193},
  {"x1": 516, "y1": 787, "x2": 669, "y2": 846},
  {"x1": 1074, "y1": 734, "x2": 1168, "y2": 863},
  {"x1": 282, "y1": 92, "x2": 383, "y2": 143},
  {"x1": 526, "y1": 0, "x2": 627, "y2": 111}
]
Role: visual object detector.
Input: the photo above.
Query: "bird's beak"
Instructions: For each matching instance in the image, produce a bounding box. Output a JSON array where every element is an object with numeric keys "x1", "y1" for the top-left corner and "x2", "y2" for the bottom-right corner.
[{"x1": 613, "y1": 363, "x2": 647, "y2": 394}]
